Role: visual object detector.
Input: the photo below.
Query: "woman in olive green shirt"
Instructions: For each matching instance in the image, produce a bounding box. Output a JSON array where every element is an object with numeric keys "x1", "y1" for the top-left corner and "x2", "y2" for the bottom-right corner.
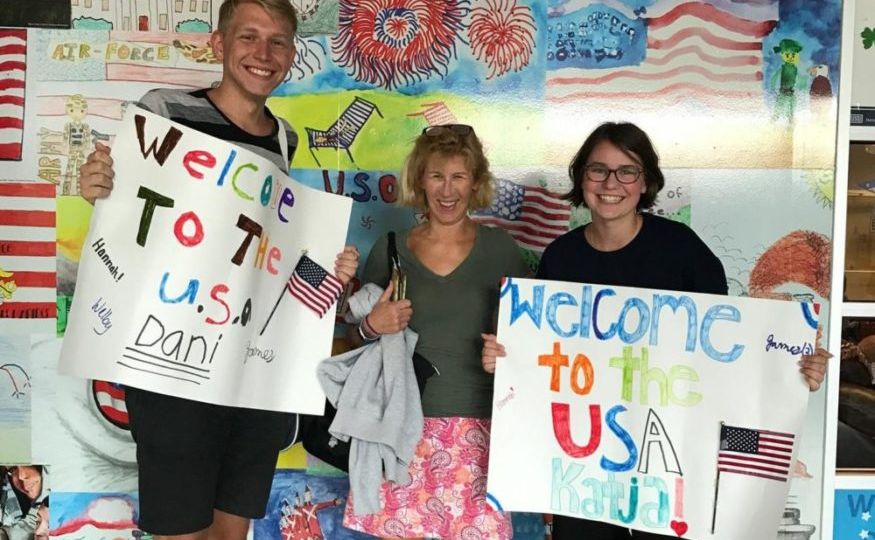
[{"x1": 343, "y1": 125, "x2": 528, "y2": 540}]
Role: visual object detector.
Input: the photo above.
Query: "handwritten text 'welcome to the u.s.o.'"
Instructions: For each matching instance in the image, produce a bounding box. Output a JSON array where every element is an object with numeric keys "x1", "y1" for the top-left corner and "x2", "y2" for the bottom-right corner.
[{"x1": 109, "y1": 113, "x2": 298, "y2": 334}]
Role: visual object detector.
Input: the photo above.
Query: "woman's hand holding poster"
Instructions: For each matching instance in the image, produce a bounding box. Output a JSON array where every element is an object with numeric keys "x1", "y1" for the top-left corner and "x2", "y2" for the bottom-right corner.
[
  {"x1": 59, "y1": 107, "x2": 352, "y2": 414},
  {"x1": 487, "y1": 277, "x2": 819, "y2": 539}
]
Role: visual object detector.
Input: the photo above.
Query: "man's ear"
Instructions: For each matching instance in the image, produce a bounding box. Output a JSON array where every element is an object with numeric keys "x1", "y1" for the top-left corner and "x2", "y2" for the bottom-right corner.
[{"x1": 209, "y1": 30, "x2": 225, "y2": 61}]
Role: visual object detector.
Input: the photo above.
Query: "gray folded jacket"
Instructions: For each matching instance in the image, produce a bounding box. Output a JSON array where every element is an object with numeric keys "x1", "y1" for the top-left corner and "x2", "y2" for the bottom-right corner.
[{"x1": 316, "y1": 283, "x2": 424, "y2": 516}]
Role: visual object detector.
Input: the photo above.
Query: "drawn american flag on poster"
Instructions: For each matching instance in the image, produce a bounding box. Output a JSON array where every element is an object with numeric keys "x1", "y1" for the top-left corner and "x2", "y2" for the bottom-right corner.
[
  {"x1": 717, "y1": 424, "x2": 794, "y2": 482},
  {"x1": 0, "y1": 29, "x2": 26, "y2": 160},
  {"x1": 288, "y1": 255, "x2": 343, "y2": 318},
  {"x1": 472, "y1": 179, "x2": 571, "y2": 251},
  {"x1": 0, "y1": 182, "x2": 57, "y2": 321},
  {"x1": 546, "y1": 1, "x2": 776, "y2": 105}
]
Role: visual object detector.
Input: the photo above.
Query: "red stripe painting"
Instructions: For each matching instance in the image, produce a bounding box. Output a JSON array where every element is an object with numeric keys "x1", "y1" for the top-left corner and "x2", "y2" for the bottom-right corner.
[
  {"x1": 0, "y1": 210, "x2": 55, "y2": 227},
  {"x1": 0, "y1": 29, "x2": 25, "y2": 161},
  {"x1": 5, "y1": 271, "x2": 55, "y2": 288},
  {"x1": 0, "y1": 240, "x2": 55, "y2": 257},
  {"x1": 0, "y1": 302, "x2": 57, "y2": 318},
  {"x1": 0, "y1": 182, "x2": 54, "y2": 197},
  {"x1": 1, "y1": 182, "x2": 56, "y2": 322}
]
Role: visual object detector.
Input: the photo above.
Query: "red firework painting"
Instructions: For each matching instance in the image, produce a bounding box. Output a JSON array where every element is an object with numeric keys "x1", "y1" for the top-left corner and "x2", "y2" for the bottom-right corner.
[
  {"x1": 468, "y1": 0, "x2": 536, "y2": 79},
  {"x1": 331, "y1": 0, "x2": 469, "y2": 89}
]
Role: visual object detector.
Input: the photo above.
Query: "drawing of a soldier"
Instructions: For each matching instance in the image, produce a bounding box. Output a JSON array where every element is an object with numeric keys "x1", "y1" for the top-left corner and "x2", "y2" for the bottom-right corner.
[{"x1": 62, "y1": 95, "x2": 92, "y2": 196}]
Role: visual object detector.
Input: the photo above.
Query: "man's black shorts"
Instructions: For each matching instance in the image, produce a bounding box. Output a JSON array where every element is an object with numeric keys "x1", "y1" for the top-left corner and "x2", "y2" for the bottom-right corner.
[{"x1": 125, "y1": 386, "x2": 294, "y2": 535}]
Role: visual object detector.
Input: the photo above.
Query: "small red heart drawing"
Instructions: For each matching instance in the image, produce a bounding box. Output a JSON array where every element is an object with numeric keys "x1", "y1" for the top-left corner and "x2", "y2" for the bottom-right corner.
[{"x1": 670, "y1": 520, "x2": 688, "y2": 537}]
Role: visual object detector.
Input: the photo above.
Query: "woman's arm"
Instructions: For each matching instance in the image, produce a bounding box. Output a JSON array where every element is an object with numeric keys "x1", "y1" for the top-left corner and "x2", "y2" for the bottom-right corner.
[{"x1": 481, "y1": 333, "x2": 506, "y2": 374}]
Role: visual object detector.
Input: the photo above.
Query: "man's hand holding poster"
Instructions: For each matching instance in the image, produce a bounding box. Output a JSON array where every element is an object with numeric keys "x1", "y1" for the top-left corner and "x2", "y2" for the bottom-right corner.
[
  {"x1": 487, "y1": 277, "x2": 819, "y2": 539},
  {"x1": 59, "y1": 107, "x2": 352, "y2": 414}
]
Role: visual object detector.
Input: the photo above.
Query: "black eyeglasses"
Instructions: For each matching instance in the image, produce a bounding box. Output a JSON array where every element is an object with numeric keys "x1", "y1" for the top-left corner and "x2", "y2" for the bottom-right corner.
[
  {"x1": 422, "y1": 124, "x2": 474, "y2": 136},
  {"x1": 584, "y1": 164, "x2": 643, "y2": 184}
]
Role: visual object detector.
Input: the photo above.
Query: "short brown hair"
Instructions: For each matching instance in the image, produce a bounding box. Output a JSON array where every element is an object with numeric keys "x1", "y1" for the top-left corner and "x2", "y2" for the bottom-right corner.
[
  {"x1": 217, "y1": 0, "x2": 298, "y2": 37},
  {"x1": 399, "y1": 126, "x2": 494, "y2": 212},
  {"x1": 565, "y1": 122, "x2": 665, "y2": 210}
]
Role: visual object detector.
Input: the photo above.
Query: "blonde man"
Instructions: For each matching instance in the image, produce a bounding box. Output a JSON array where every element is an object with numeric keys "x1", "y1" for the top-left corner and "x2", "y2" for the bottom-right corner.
[{"x1": 78, "y1": 2, "x2": 359, "y2": 538}]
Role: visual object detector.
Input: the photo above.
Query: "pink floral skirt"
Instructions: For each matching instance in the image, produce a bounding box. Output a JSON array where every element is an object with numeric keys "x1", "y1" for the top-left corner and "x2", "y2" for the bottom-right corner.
[{"x1": 342, "y1": 417, "x2": 513, "y2": 539}]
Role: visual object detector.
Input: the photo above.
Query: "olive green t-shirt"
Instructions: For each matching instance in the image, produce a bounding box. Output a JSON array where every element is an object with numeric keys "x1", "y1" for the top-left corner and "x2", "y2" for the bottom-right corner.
[{"x1": 363, "y1": 225, "x2": 529, "y2": 418}]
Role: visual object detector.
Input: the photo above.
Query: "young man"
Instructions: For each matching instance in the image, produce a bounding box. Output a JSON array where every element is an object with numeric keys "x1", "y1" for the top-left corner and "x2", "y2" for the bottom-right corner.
[{"x1": 78, "y1": 1, "x2": 359, "y2": 538}]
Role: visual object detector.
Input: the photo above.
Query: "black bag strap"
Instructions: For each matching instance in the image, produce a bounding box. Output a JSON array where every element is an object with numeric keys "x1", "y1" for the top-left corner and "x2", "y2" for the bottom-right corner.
[
  {"x1": 387, "y1": 231, "x2": 405, "y2": 301},
  {"x1": 387, "y1": 231, "x2": 399, "y2": 281}
]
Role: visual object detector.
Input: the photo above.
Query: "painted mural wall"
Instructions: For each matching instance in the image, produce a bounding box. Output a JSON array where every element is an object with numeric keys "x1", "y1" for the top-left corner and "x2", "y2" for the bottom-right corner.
[
  {"x1": 834, "y1": 490, "x2": 875, "y2": 539},
  {"x1": 0, "y1": 0, "x2": 842, "y2": 538}
]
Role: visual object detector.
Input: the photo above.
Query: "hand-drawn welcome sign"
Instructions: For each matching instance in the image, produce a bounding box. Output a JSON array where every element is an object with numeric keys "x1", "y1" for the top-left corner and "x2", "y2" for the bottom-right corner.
[
  {"x1": 487, "y1": 278, "x2": 819, "y2": 539},
  {"x1": 59, "y1": 107, "x2": 352, "y2": 414}
]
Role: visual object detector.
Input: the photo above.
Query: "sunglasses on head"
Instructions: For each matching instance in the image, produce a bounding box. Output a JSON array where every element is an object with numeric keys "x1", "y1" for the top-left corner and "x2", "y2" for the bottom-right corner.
[{"x1": 422, "y1": 124, "x2": 474, "y2": 136}]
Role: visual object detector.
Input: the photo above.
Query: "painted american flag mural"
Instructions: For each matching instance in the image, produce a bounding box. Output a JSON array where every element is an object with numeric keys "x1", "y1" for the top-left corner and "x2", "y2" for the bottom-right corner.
[
  {"x1": 546, "y1": 0, "x2": 776, "y2": 106},
  {"x1": 472, "y1": 179, "x2": 571, "y2": 252},
  {"x1": 0, "y1": 181, "x2": 57, "y2": 325},
  {"x1": 0, "y1": 29, "x2": 26, "y2": 160}
]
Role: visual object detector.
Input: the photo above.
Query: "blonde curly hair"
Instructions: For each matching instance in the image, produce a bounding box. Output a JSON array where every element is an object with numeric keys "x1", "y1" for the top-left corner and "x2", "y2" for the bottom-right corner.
[{"x1": 398, "y1": 126, "x2": 494, "y2": 213}]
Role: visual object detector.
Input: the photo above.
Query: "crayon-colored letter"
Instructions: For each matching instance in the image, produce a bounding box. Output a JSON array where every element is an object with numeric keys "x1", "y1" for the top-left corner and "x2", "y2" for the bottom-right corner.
[
  {"x1": 136, "y1": 186, "x2": 174, "y2": 247},
  {"x1": 135, "y1": 114, "x2": 182, "y2": 165},
  {"x1": 231, "y1": 214, "x2": 262, "y2": 266},
  {"x1": 182, "y1": 150, "x2": 216, "y2": 179}
]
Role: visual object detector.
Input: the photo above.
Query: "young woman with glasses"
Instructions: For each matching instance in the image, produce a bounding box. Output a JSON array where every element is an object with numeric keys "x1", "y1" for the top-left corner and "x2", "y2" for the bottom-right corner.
[
  {"x1": 342, "y1": 124, "x2": 529, "y2": 539},
  {"x1": 482, "y1": 121, "x2": 830, "y2": 539}
]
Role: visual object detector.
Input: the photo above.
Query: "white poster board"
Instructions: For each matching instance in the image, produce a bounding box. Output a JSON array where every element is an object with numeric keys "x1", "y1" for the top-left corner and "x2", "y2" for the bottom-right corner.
[
  {"x1": 487, "y1": 277, "x2": 819, "y2": 539},
  {"x1": 59, "y1": 107, "x2": 351, "y2": 414}
]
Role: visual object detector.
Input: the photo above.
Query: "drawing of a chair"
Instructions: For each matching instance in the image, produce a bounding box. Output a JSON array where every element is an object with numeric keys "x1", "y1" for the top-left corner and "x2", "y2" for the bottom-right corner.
[
  {"x1": 306, "y1": 96, "x2": 383, "y2": 167},
  {"x1": 407, "y1": 101, "x2": 458, "y2": 126}
]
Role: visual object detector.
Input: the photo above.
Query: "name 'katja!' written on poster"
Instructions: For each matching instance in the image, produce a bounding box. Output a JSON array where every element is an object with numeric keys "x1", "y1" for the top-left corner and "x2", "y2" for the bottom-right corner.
[{"x1": 60, "y1": 107, "x2": 351, "y2": 414}]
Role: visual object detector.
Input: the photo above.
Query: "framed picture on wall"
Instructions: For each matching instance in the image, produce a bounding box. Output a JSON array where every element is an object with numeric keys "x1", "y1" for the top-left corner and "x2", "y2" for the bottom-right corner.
[
  {"x1": 844, "y1": 142, "x2": 875, "y2": 302},
  {"x1": 837, "y1": 317, "x2": 875, "y2": 472}
]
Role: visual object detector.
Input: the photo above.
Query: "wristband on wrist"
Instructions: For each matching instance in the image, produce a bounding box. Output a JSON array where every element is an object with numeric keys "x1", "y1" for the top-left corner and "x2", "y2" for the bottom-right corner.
[
  {"x1": 357, "y1": 323, "x2": 376, "y2": 342},
  {"x1": 359, "y1": 315, "x2": 380, "y2": 341}
]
